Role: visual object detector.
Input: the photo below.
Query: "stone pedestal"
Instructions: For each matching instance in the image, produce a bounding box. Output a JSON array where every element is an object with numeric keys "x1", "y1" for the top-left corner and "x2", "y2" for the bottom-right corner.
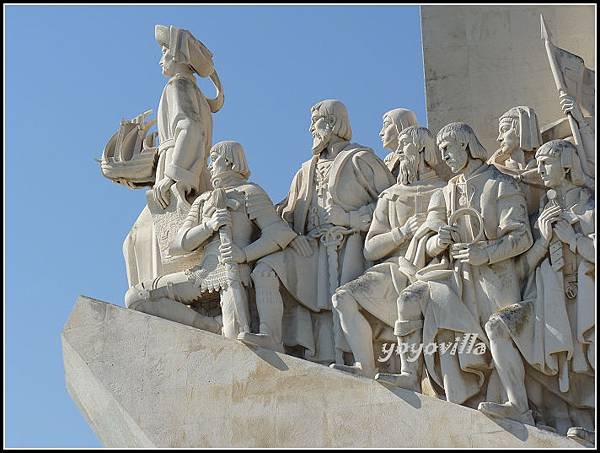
[{"x1": 62, "y1": 296, "x2": 583, "y2": 448}]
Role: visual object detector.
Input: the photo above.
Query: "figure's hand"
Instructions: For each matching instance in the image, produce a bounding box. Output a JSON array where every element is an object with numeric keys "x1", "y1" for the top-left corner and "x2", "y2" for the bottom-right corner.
[
  {"x1": 219, "y1": 242, "x2": 246, "y2": 264},
  {"x1": 451, "y1": 243, "x2": 488, "y2": 266},
  {"x1": 400, "y1": 214, "x2": 426, "y2": 238},
  {"x1": 290, "y1": 235, "x2": 313, "y2": 257},
  {"x1": 553, "y1": 219, "x2": 577, "y2": 249},
  {"x1": 537, "y1": 204, "x2": 561, "y2": 246},
  {"x1": 436, "y1": 224, "x2": 459, "y2": 249},
  {"x1": 153, "y1": 177, "x2": 175, "y2": 209},
  {"x1": 206, "y1": 208, "x2": 231, "y2": 232},
  {"x1": 325, "y1": 205, "x2": 350, "y2": 227},
  {"x1": 559, "y1": 91, "x2": 584, "y2": 124}
]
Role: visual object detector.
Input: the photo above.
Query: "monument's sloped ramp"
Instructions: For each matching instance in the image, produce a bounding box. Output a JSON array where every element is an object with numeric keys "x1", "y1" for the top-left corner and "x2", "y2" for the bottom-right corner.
[{"x1": 62, "y1": 296, "x2": 582, "y2": 448}]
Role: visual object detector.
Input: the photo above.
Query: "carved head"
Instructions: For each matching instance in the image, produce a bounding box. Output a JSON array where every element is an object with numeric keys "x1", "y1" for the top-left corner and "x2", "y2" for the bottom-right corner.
[
  {"x1": 379, "y1": 108, "x2": 418, "y2": 152},
  {"x1": 396, "y1": 126, "x2": 438, "y2": 184},
  {"x1": 535, "y1": 139, "x2": 585, "y2": 188},
  {"x1": 436, "y1": 122, "x2": 488, "y2": 174},
  {"x1": 497, "y1": 106, "x2": 542, "y2": 158},
  {"x1": 309, "y1": 100, "x2": 352, "y2": 155},
  {"x1": 208, "y1": 141, "x2": 250, "y2": 180},
  {"x1": 155, "y1": 25, "x2": 215, "y2": 78}
]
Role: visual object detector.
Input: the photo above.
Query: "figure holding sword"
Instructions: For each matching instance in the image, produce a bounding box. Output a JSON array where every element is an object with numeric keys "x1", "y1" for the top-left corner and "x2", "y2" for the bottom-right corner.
[
  {"x1": 251, "y1": 100, "x2": 394, "y2": 362},
  {"x1": 125, "y1": 141, "x2": 297, "y2": 340}
]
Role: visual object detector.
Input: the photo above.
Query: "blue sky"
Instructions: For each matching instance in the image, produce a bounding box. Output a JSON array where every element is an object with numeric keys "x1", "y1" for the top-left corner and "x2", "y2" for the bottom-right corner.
[{"x1": 5, "y1": 5, "x2": 426, "y2": 447}]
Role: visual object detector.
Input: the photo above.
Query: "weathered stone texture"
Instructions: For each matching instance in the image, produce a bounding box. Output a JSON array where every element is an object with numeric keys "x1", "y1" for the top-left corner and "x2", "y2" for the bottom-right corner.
[
  {"x1": 421, "y1": 5, "x2": 595, "y2": 153},
  {"x1": 62, "y1": 296, "x2": 582, "y2": 448}
]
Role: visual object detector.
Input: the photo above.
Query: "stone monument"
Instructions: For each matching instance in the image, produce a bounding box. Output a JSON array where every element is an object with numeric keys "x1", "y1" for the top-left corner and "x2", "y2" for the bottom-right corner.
[{"x1": 63, "y1": 11, "x2": 595, "y2": 448}]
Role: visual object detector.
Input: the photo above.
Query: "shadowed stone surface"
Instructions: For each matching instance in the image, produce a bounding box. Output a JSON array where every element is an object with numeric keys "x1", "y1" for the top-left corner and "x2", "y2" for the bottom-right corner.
[
  {"x1": 62, "y1": 296, "x2": 583, "y2": 448},
  {"x1": 421, "y1": 5, "x2": 595, "y2": 152}
]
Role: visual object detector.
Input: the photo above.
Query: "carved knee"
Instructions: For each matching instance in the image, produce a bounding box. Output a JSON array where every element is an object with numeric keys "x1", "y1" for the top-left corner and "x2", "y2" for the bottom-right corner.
[
  {"x1": 331, "y1": 289, "x2": 357, "y2": 315},
  {"x1": 485, "y1": 314, "x2": 508, "y2": 342},
  {"x1": 251, "y1": 263, "x2": 279, "y2": 290},
  {"x1": 124, "y1": 283, "x2": 150, "y2": 309},
  {"x1": 397, "y1": 281, "x2": 428, "y2": 320}
]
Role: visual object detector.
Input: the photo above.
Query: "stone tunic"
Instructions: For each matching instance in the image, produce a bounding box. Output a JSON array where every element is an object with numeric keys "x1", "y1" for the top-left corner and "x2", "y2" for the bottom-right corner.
[
  {"x1": 156, "y1": 73, "x2": 213, "y2": 195},
  {"x1": 496, "y1": 186, "x2": 595, "y2": 410},
  {"x1": 258, "y1": 143, "x2": 394, "y2": 362},
  {"x1": 411, "y1": 163, "x2": 533, "y2": 404},
  {"x1": 338, "y1": 172, "x2": 445, "y2": 328}
]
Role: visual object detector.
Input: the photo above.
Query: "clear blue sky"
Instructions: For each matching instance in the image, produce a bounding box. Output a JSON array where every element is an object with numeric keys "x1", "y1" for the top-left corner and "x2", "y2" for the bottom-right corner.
[{"x1": 5, "y1": 5, "x2": 426, "y2": 447}]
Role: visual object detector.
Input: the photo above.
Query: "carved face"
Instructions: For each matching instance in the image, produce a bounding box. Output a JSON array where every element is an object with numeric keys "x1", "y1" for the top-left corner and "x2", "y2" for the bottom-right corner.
[
  {"x1": 536, "y1": 154, "x2": 566, "y2": 188},
  {"x1": 208, "y1": 149, "x2": 232, "y2": 177},
  {"x1": 397, "y1": 133, "x2": 420, "y2": 184},
  {"x1": 497, "y1": 118, "x2": 519, "y2": 156},
  {"x1": 397, "y1": 133, "x2": 419, "y2": 161},
  {"x1": 310, "y1": 111, "x2": 334, "y2": 155},
  {"x1": 379, "y1": 115, "x2": 399, "y2": 151},
  {"x1": 159, "y1": 45, "x2": 176, "y2": 77},
  {"x1": 439, "y1": 139, "x2": 468, "y2": 173}
]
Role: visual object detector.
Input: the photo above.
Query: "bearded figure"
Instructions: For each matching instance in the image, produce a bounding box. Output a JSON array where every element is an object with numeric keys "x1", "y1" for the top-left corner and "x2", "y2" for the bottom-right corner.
[
  {"x1": 330, "y1": 126, "x2": 446, "y2": 379},
  {"x1": 241, "y1": 100, "x2": 394, "y2": 362},
  {"x1": 380, "y1": 123, "x2": 533, "y2": 409},
  {"x1": 379, "y1": 108, "x2": 419, "y2": 178}
]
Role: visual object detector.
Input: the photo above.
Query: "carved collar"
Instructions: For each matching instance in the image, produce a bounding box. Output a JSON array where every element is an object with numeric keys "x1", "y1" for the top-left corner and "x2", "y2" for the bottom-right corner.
[{"x1": 450, "y1": 162, "x2": 490, "y2": 185}]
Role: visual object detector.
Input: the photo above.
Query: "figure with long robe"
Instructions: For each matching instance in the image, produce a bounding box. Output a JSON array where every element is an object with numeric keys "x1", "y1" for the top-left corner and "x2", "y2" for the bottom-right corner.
[
  {"x1": 330, "y1": 126, "x2": 445, "y2": 379},
  {"x1": 479, "y1": 139, "x2": 595, "y2": 442},
  {"x1": 243, "y1": 100, "x2": 394, "y2": 361}
]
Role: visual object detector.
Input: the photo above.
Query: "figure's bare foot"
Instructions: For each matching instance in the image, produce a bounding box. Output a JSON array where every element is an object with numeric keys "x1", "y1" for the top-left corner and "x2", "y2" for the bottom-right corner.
[
  {"x1": 329, "y1": 363, "x2": 374, "y2": 379},
  {"x1": 374, "y1": 372, "x2": 421, "y2": 392},
  {"x1": 567, "y1": 427, "x2": 595, "y2": 447},
  {"x1": 478, "y1": 401, "x2": 534, "y2": 426},
  {"x1": 237, "y1": 332, "x2": 284, "y2": 353}
]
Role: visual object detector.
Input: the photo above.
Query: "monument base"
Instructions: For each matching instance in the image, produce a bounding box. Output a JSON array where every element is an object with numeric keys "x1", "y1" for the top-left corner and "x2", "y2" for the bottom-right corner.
[{"x1": 62, "y1": 296, "x2": 584, "y2": 448}]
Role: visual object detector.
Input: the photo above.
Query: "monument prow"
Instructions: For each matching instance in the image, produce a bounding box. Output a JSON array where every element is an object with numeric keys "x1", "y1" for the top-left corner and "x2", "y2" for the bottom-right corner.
[{"x1": 62, "y1": 296, "x2": 582, "y2": 448}]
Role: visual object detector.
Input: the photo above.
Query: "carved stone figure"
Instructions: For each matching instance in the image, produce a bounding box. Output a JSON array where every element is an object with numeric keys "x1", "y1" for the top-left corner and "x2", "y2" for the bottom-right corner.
[
  {"x1": 488, "y1": 106, "x2": 545, "y2": 217},
  {"x1": 558, "y1": 92, "x2": 595, "y2": 184},
  {"x1": 245, "y1": 100, "x2": 394, "y2": 362},
  {"x1": 121, "y1": 24, "x2": 225, "y2": 288},
  {"x1": 330, "y1": 126, "x2": 445, "y2": 378},
  {"x1": 125, "y1": 141, "x2": 297, "y2": 340},
  {"x1": 478, "y1": 139, "x2": 595, "y2": 440},
  {"x1": 381, "y1": 123, "x2": 533, "y2": 408},
  {"x1": 380, "y1": 108, "x2": 418, "y2": 178},
  {"x1": 541, "y1": 15, "x2": 595, "y2": 187}
]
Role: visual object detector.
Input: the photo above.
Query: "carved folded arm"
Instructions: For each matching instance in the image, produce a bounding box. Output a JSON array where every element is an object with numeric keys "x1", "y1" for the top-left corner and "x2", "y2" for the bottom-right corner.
[
  {"x1": 364, "y1": 199, "x2": 403, "y2": 261},
  {"x1": 423, "y1": 190, "x2": 449, "y2": 257},
  {"x1": 576, "y1": 234, "x2": 596, "y2": 263},
  {"x1": 164, "y1": 116, "x2": 205, "y2": 191},
  {"x1": 515, "y1": 238, "x2": 549, "y2": 280},
  {"x1": 171, "y1": 197, "x2": 213, "y2": 255},
  {"x1": 278, "y1": 169, "x2": 303, "y2": 225},
  {"x1": 484, "y1": 193, "x2": 533, "y2": 265},
  {"x1": 349, "y1": 203, "x2": 376, "y2": 232},
  {"x1": 244, "y1": 186, "x2": 298, "y2": 263}
]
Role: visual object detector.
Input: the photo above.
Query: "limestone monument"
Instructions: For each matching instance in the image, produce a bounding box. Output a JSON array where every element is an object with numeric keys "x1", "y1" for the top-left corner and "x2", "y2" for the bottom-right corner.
[
  {"x1": 380, "y1": 108, "x2": 419, "y2": 177},
  {"x1": 331, "y1": 125, "x2": 445, "y2": 380},
  {"x1": 479, "y1": 139, "x2": 595, "y2": 442},
  {"x1": 251, "y1": 99, "x2": 394, "y2": 364},
  {"x1": 63, "y1": 11, "x2": 595, "y2": 448},
  {"x1": 101, "y1": 24, "x2": 224, "y2": 288},
  {"x1": 124, "y1": 140, "x2": 297, "y2": 341}
]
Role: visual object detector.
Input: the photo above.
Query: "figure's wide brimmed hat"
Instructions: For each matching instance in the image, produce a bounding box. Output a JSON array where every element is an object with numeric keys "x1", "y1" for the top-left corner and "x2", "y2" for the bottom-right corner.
[{"x1": 155, "y1": 24, "x2": 215, "y2": 78}]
